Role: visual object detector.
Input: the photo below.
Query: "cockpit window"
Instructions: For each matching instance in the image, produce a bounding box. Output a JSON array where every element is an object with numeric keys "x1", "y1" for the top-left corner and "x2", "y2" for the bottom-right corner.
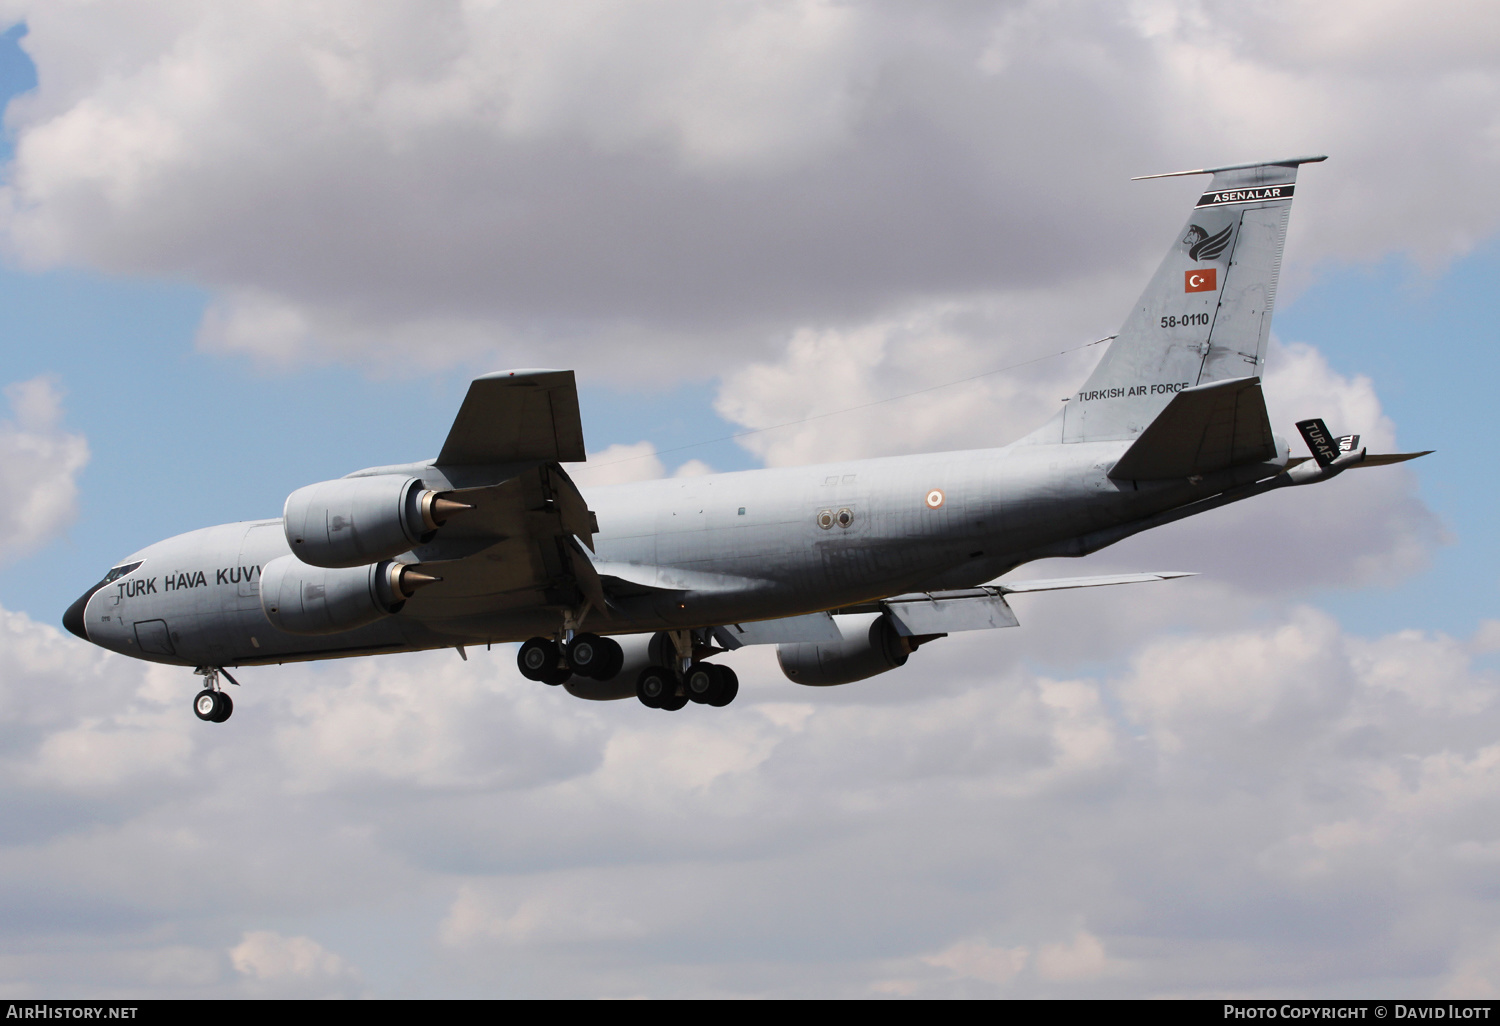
[{"x1": 101, "y1": 561, "x2": 143, "y2": 584}]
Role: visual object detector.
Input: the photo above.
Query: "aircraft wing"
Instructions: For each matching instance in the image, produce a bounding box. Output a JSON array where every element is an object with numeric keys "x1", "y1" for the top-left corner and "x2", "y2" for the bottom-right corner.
[
  {"x1": 400, "y1": 462, "x2": 607, "y2": 625},
  {"x1": 388, "y1": 370, "x2": 605, "y2": 627},
  {"x1": 718, "y1": 572, "x2": 1199, "y2": 644},
  {"x1": 590, "y1": 560, "x2": 764, "y2": 596},
  {"x1": 881, "y1": 589, "x2": 1020, "y2": 635},
  {"x1": 713, "y1": 613, "x2": 845, "y2": 647},
  {"x1": 995, "y1": 571, "x2": 1197, "y2": 592},
  {"x1": 437, "y1": 369, "x2": 587, "y2": 465},
  {"x1": 876, "y1": 572, "x2": 1195, "y2": 636},
  {"x1": 391, "y1": 369, "x2": 761, "y2": 630}
]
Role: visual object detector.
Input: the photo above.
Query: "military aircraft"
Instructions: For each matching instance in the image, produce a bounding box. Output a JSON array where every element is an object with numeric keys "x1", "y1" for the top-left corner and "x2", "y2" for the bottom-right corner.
[{"x1": 63, "y1": 155, "x2": 1429, "y2": 720}]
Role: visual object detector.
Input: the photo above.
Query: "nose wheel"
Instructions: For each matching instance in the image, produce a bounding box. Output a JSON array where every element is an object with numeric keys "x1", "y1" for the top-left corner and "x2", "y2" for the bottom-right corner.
[
  {"x1": 192, "y1": 666, "x2": 238, "y2": 723},
  {"x1": 193, "y1": 689, "x2": 233, "y2": 722}
]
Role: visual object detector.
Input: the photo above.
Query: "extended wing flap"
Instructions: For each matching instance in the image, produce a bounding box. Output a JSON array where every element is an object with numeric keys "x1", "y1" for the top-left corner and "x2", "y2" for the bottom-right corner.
[
  {"x1": 866, "y1": 573, "x2": 1194, "y2": 635},
  {"x1": 437, "y1": 369, "x2": 587, "y2": 466},
  {"x1": 592, "y1": 560, "x2": 762, "y2": 596},
  {"x1": 1108, "y1": 376, "x2": 1275, "y2": 481},
  {"x1": 882, "y1": 591, "x2": 1018, "y2": 636},
  {"x1": 713, "y1": 613, "x2": 844, "y2": 647},
  {"x1": 563, "y1": 536, "x2": 608, "y2": 614},
  {"x1": 550, "y1": 466, "x2": 598, "y2": 551},
  {"x1": 398, "y1": 462, "x2": 602, "y2": 623}
]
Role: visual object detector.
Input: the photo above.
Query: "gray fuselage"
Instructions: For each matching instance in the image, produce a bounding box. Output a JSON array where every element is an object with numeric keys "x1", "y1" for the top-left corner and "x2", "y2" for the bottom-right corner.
[{"x1": 67, "y1": 433, "x2": 1282, "y2": 669}]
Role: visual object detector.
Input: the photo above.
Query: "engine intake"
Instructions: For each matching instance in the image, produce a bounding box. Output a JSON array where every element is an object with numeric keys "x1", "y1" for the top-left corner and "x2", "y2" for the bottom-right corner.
[
  {"x1": 282, "y1": 475, "x2": 470, "y2": 568},
  {"x1": 260, "y1": 555, "x2": 438, "y2": 635},
  {"x1": 777, "y1": 613, "x2": 929, "y2": 686}
]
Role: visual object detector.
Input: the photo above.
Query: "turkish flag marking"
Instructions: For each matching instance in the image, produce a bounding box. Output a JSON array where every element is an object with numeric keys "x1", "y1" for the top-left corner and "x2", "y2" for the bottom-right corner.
[{"x1": 1185, "y1": 268, "x2": 1217, "y2": 292}]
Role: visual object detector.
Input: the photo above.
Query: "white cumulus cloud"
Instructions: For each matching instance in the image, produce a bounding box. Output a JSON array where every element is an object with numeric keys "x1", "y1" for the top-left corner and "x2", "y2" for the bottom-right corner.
[
  {"x1": 0, "y1": 376, "x2": 88, "y2": 565},
  {"x1": 0, "y1": 1, "x2": 1492, "y2": 375},
  {"x1": 0, "y1": 0, "x2": 1483, "y2": 1001},
  {"x1": 230, "y1": 930, "x2": 362, "y2": 998}
]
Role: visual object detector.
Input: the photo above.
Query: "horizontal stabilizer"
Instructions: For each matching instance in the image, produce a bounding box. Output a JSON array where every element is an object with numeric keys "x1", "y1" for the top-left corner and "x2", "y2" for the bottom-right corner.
[
  {"x1": 1285, "y1": 451, "x2": 1433, "y2": 471},
  {"x1": 1109, "y1": 376, "x2": 1276, "y2": 480},
  {"x1": 438, "y1": 369, "x2": 587, "y2": 466},
  {"x1": 1356, "y1": 451, "x2": 1434, "y2": 467},
  {"x1": 1131, "y1": 155, "x2": 1328, "y2": 180}
]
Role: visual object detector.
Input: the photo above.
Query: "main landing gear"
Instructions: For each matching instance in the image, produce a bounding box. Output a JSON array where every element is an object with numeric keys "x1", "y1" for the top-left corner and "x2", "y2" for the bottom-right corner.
[
  {"x1": 518, "y1": 629, "x2": 742, "y2": 710},
  {"x1": 516, "y1": 632, "x2": 625, "y2": 686},
  {"x1": 636, "y1": 628, "x2": 740, "y2": 711},
  {"x1": 635, "y1": 661, "x2": 738, "y2": 711},
  {"x1": 192, "y1": 666, "x2": 239, "y2": 723}
]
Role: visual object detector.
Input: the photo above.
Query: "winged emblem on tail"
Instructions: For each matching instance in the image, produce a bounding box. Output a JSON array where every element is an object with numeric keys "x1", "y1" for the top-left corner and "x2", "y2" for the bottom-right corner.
[{"x1": 1184, "y1": 223, "x2": 1233, "y2": 261}]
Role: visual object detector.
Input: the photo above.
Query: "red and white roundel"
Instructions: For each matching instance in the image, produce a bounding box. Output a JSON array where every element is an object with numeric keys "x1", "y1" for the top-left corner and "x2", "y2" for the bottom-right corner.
[{"x1": 925, "y1": 488, "x2": 945, "y2": 509}]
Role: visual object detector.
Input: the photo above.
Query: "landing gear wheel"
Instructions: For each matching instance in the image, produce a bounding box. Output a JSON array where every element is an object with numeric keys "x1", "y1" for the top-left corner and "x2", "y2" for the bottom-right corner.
[
  {"x1": 567, "y1": 633, "x2": 623, "y2": 680},
  {"x1": 211, "y1": 690, "x2": 234, "y2": 722},
  {"x1": 636, "y1": 665, "x2": 671, "y2": 709},
  {"x1": 601, "y1": 642, "x2": 625, "y2": 680},
  {"x1": 659, "y1": 688, "x2": 689, "y2": 712},
  {"x1": 518, "y1": 637, "x2": 561, "y2": 682},
  {"x1": 685, "y1": 663, "x2": 716, "y2": 704},
  {"x1": 707, "y1": 664, "x2": 739, "y2": 708},
  {"x1": 193, "y1": 689, "x2": 218, "y2": 721}
]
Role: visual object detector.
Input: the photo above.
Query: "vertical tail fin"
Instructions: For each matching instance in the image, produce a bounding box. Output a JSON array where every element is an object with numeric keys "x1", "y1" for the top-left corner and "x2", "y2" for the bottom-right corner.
[{"x1": 1057, "y1": 155, "x2": 1325, "y2": 444}]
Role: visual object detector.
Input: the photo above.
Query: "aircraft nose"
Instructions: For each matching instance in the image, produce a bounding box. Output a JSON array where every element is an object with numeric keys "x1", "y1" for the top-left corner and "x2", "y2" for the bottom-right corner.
[{"x1": 62, "y1": 588, "x2": 93, "y2": 641}]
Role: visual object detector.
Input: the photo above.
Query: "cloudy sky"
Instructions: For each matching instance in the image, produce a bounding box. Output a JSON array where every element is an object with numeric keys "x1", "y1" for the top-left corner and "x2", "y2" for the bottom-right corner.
[{"x1": 0, "y1": 0, "x2": 1497, "y2": 998}]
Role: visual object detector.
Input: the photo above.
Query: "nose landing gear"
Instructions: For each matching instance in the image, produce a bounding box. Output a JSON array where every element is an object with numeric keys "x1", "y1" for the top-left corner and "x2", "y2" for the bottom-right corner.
[
  {"x1": 193, "y1": 689, "x2": 232, "y2": 722},
  {"x1": 192, "y1": 666, "x2": 238, "y2": 723}
]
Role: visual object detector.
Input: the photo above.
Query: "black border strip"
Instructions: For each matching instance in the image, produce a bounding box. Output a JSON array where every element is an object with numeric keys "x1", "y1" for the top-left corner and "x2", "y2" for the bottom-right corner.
[{"x1": 1197, "y1": 184, "x2": 1295, "y2": 207}]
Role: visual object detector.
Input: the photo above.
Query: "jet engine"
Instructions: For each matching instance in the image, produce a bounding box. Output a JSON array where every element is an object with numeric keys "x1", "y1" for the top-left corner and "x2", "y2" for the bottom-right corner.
[
  {"x1": 282, "y1": 476, "x2": 470, "y2": 568},
  {"x1": 777, "y1": 612, "x2": 929, "y2": 686},
  {"x1": 260, "y1": 555, "x2": 438, "y2": 635}
]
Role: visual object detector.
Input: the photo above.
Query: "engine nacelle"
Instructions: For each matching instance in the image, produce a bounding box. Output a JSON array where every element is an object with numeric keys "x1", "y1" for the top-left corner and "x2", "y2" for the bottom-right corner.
[
  {"x1": 260, "y1": 555, "x2": 433, "y2": 635},
  {"x1": 777, "y1": 613, "x2": 918, "y2": 686},
  {"x1": 283, "y1": 476, "x2": 466, "y2": 568},
  {"x1": 562, "y1": 633, "x2": 656, "y2": 701}
]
